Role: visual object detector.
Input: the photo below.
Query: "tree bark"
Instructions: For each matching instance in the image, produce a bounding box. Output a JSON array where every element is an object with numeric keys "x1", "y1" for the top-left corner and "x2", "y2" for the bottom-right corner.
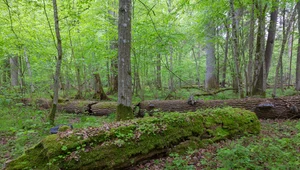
[
  {"x1": 229, "y1": 0, "x2": 243, "y2": 98},
  {"x1": 93, "y1": 73, "x2": 109, "y2": 100},
  {"x1": 296, "y1": 1, "x2": 300, "y2": 91},
  {"x1": 264, "y1": 1, "x2": 278, "y2": 79},
  {"x1": 273, "y1": 4, "x2": 297, "y2": 96},
  {"x1": 139, "y1": 96, "x2": 300, "y2": 119},
  {"x1": 247, "y1": 0, "x2": 255, "y2": 95},
  {"x1": 24, "y1": 47, "x2": 35, "y2": 93},
  {"x1": 288, "y1": 23, "x2": 294, "y2": 86},
  {"x1": 116, "y1": 0, "x2": 134, "y2": 121},
  {"x1": 222, "y1": 22, "x2": 229, "y2": 88},
  {"x1": 205, "y1": 22, "x2": 218, "y2": 90},
  {"x1": 192, "y1": 48, "x2": 201, "y2": 88},
  {"x1": 10, "y1": 56, "x2": 19, "y2": 86},
  {"x1": 49, "y1": 0, "x2": 63, "y2": 125},
  {"x1": 156, "y1": 54, "x2": 162, "y2": 90},
  {"x1": 252, "y1": 2, "x2": 267, "y2": 96}
]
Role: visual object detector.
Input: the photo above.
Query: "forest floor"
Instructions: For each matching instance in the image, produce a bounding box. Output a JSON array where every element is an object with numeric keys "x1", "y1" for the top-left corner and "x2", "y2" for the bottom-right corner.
[{"x1": 1, "y1": 88, "x2": 300, "y2": 169}]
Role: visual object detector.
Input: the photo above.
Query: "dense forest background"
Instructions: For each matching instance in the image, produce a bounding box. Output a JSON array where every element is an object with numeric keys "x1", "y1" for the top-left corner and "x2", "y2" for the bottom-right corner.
[
  {"x1": 2, "y1": 0, "x2": 300, "y2": 169},
  {"x1": 1, "y1": 0, "x2": 299, "y2": 101}
]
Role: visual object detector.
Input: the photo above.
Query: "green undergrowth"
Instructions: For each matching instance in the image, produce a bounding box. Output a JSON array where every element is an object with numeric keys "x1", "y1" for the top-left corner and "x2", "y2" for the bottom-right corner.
[
  {"x1": 5, "y1": 107, "x2": 260, "y2": 170},
  {"x1": 150, "y1": 119, "x2": 300, "y2": 170},
  {"x1": 0, "y1": 104, "x2": 115, "y2": 168}
]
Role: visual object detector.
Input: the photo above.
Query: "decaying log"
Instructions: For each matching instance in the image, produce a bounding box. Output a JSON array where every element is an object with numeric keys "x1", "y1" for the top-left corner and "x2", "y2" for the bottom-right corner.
[
  {"x1": 4, "y1": 108, "x2": 260, "y2": 170},
  {"x1": 139, "y1": 95, "x2": 300, "y2": 119},
  {"x1": 193, "y1": 88, "x2": 235, "y2": 96},
  {"x1": 23, "y1": 95, "x2": 300, "y2": 119}
]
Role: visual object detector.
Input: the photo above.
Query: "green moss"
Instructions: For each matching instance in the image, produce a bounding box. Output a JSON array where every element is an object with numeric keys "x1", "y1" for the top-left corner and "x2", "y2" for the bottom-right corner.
[
  {"x1": 58, "y1": 125, "x2": 71, "y2": 132},
  {"x1": 116, "y1": 104, "x2": 134, "y2": 121},
  {"x1": 5, "y1": 107, "x2": 260, "y2": 170}
]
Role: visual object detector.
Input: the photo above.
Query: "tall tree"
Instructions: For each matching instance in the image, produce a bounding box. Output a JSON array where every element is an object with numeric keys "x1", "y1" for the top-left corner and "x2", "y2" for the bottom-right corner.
[
  {"x1": 247, "y1": 0, "x2": 255, "y2": 95},
  {"x1": 296, "y1": 1, "x2": 300, "y2": 91},
  {"x1": 230, "y1": 0, "x2": 243, "y2": 98},
  {"x1": 49, "y1": 0, "x2": 63, "y2": 125},
  {"x1": 252, "y1": 2, "x2": 267, "y2": 96},
  {"x1": 253, "y1": 1, "x2": 278, "y2": 96},
  {"x1": 116, "y1": 0, "x2": 134, "y2": 121},
  {"x1": 10, "y1": 56, "x2": 19, "y2": 87},
  {"x1": 273, "y1": 4, "x2": 297, "y2": 96},
  {"x1": 205, "y1": 22, "x2": 218, "y2": 90}
]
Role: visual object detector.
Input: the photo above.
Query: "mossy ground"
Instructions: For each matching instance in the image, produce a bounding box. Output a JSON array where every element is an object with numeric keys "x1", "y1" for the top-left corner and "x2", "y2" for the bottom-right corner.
[{"x1": 5, "y1": 107, "x2": 260, "y2": 170}]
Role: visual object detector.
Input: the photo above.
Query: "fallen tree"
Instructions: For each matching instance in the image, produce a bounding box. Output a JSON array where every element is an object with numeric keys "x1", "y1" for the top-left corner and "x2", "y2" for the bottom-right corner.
[
  {"x1": 23, "y1": 95, "x2": 300, "y2": 119},
  {"x1": 139, "y1": 95, "x2": 300, "y2": 119},
  {"x1": 4, "y1": 107, "x2": 260, "y2": 170}
]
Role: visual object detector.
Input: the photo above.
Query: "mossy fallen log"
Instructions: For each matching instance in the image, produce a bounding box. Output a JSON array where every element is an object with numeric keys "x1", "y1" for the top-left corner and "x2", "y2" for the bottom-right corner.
[
  {"x1": 5, "y1": 107, "x2": 260, "y2": 170},
  {"x1": 26, "y1": 95, "x2": 300, "y2": 119},
  {"x1": 139, "y1": 95, "x2": 300, "y2": 119}
]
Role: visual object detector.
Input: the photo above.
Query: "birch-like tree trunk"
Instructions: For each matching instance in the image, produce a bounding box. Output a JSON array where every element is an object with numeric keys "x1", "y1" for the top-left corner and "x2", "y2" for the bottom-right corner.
[
  {"x1": 49, "y1": 0, "x2": 63, "y2": 125},
  {"x1": 116, "y1": 0, "x2": 133, "y2": 121}
]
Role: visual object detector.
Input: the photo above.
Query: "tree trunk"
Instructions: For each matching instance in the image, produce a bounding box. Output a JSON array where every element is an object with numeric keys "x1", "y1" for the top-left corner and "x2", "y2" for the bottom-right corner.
[
  {"x1": 75, "y1": 67, "x2": 83, "y2": 99},
  {"x1": 222, "y1": 22, "x2": 229, "y2": 88},
  {"x1": 49, "y1": 0, "x2": 63, "y2": 125},
  {"x1": 10, "y1": 56, "x2": 19, "y2": 86},
  {"x1": 252, "y1": 3, "x2": 267, "y2": 96},
  {"x1": 24, "y1": 47, "x2": 35, "y2": 93},
  {"x1": 192, "y1": 48, "x2": 201, "y2": 88},
  {"x1": 273, "y1": 4, "x2": 297, "y2": 97},
  {"x1": 93, "y1": 73, "x2": 109, "y2": 100},
  {"x1": 229, "y1": 0, "x2": 243, "y2": 98},
  {"x1": 109, "y1": 58, "x2": 118, "y2": 94},
  {"x1": 264, "y1": 1, "x2": 278, "y2": 79},
  {"x1": 296, "y1": 1, "x2": 300, "y2": 91},
  {"x1": 205, "y1": 23, "x2": 218, "y2": 90},
  {"x1": 247, "y1": 0, "x2": 255, "y2": 95},
  {"x1": 116, "y1": 0, "x2": 134, "y2": 121},
  {"x1": 108, "y1": 5, "x2": 118, "y2": 94},
  {"x1": 288, "y1": 23, "x2": 294, "y2": 86},
  {"x1": 156, "y1": 54, "x2": 162, "y2": 90}
]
